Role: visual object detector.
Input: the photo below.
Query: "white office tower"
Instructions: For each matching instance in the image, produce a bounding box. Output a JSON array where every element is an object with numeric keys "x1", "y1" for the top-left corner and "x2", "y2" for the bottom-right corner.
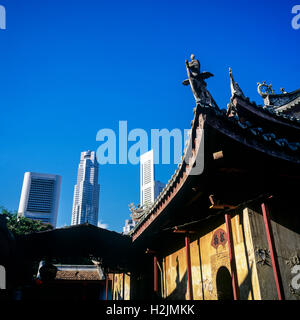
[
  {"x1": 71, "y1": 151, "x2": 100, "y2": 226},
  {"x1": 140, "y1": 150, "x2": 155, "y2": 206},
  {"x1": 18, "y1": 172, "x2": 62, "y2": 227},
  {"x1": 140, "y1": 150, "x2": 166, "y2": 207}
]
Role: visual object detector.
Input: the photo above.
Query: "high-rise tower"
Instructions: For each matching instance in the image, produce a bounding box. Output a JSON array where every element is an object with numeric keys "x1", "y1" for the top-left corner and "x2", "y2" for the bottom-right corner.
[
  {"x1": 140, "y1": 150, "x2": 165, "y2": 207},
  {"x1": 18, "y1": 172, "x2": 62, "y2": 227},
  {"x1": 71, "y1": 151, "x2": 100, "y2": 226}
]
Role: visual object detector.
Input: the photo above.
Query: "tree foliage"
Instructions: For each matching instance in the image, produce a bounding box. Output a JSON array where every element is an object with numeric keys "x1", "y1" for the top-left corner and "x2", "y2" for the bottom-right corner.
[{"x1": 0, "y1": 207, "x2": 53, "y2": 236}]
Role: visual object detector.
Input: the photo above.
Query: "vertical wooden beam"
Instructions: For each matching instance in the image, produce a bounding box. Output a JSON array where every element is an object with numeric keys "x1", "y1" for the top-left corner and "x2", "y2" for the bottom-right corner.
[
  {"x1": 122, "y1": 272, "x2": 125, "y2": 300},
  {"x1": 261, "y1": 202, "x2": 285, "y2": 300},
  {"x1": 225, "y1": 213, "x2": 240, "y2": 300},
  {"x1": 112, "y1": 273, "x2": 115, "y2": 300},
  {"x1": 154, "y1": 255, "x2": 158, "y2": 293},
  {"x1": 122, "y1": 273, "x2": 125, "y2": 300},
  {"x1": 185, "y1": 234, "x2": 193, "y2": 300}
]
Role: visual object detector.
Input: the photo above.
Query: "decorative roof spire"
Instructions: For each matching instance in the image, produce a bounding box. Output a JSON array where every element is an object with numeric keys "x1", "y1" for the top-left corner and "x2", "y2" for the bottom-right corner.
[{"x1": 229, "y1": 67, "x2": 245, "y2": 98}]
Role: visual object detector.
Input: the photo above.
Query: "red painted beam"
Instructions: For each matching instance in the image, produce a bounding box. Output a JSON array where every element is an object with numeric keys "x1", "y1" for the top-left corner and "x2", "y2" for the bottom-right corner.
[
  {"x1": 225, "y1": 213, "x2": 240, "y2": 300},
  {"x1": 261, "y1": 202, "x2": 285, "y2": 300},
  {"x1": 154, "y1": 256, "x2": 158, "y2": 293},
  {"x1": 185, "y1": 234, "x2": 193, "y2": 300}
]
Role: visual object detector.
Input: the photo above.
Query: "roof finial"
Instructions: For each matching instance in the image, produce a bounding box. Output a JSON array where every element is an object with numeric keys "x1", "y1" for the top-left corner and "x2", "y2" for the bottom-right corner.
[
  {"x1": 280, "y1": 88, "x2": 287, "y2": 94},
  {"x1": 229, "y1": 67, "x2": 245, "y2": 98},
  {"x1": 182, "y1": 55, "x2": 216, "y2": 107}
]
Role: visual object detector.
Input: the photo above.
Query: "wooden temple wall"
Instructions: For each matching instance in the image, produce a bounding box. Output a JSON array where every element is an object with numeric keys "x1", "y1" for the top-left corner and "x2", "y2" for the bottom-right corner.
[
  {"x1": 110, "y1": 272, "x2": 130, "y2": 300},
  {"x1": 158, "y1": 205, "x2": 300, "y2": 300},
  {"x1": 244, "y1": 206, "x2": 300, "y2": 300},
  {"x1": 159, "y1": 209, "x2": 261, "y2": 300}
]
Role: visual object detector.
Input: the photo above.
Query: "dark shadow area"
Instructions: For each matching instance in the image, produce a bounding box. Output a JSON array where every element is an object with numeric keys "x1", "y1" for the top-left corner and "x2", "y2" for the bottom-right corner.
[{"x1": 239, "y1": 262, "x2": 253, "y2": 300}]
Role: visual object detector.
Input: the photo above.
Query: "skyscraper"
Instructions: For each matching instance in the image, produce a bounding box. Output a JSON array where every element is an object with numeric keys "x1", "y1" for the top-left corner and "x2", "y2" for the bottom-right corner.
[
  {"x1": 140, "y1": 150, "x2": 165, "y2": 206},
  {"x1": 18, "y1": 172, "x2": 62, "y2": 227},
  {"x1": 140, "y1": 150, "x2": 154, "y2": 206},
  {"x1": 71, "y1": 150, "x2": 100, "y2": 226}
]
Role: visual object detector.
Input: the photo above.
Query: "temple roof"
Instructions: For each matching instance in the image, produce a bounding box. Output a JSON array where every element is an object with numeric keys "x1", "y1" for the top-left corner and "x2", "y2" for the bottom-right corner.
[
  {"x1": 130, "y1": 66, "x2": 300, "y2": 243},
  {"x1": 54, "y1": 265, "x2": 105, "y2": 281}
]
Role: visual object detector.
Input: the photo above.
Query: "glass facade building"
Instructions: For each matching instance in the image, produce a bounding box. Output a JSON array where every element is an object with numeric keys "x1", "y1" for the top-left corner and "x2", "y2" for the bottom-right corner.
[
  {"x1": 18, "y1": 172, "x2": 62, "y2": 227},
  {"x1": 71, "y1": 151, "x2": 100, "y2": 226}
]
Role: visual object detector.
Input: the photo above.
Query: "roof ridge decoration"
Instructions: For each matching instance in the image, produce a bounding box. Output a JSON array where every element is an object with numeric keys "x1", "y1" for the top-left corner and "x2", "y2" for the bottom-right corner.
[
  {"x1": 182, "y1": 54, "x2": 218, "y2": 108},
  {"x1": 229, "y1": 67, "x2": 245, "y2": 99},
  {"x1": 257, "y1": 81, "x2": 300, "y2": 114},
  {"x1": 226, "y1": 68, "x2": 251, "y2": 117},
  {"x1": 257, "y1": 81, "x2": 275, "y2": 106},
  {"x1": 128, "y1": 202, "x2": 150, "y2": 222},
  {"x1": 257, "y1": 81, "x2": 275, "y2": 98}
]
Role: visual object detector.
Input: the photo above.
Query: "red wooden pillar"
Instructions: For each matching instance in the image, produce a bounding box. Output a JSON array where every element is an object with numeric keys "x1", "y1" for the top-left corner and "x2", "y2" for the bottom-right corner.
[
  {"x1": 185, "y1": 234, "x2": 193, "y2": 300},
  {"x1": 225, "y1": 213, "x2": 240, "y2": 300},
  {"x1": 154, "y1": 255, "x2": 158, "y2": 293},
  {"x1": 261, "y1": 202, "x2": 285, "y2": 300}
]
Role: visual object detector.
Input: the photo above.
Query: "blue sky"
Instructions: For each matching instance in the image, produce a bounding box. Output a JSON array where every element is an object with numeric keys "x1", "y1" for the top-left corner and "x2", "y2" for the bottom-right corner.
[{"x1": 0, "y1": 0, "x2": 299, "y2": 232}]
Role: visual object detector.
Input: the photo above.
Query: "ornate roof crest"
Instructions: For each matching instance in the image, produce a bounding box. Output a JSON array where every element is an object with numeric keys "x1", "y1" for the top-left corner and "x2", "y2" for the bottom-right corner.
[
  {"x1": 257, "y1": 80, "x2": 300, "y2": 113},
  {"x1": 257, "y1": 81, "x2": 275, "y2": 98},
  {"x1": 229, "y1": 67, "x2": 245, "y2": 98},
  {"x1": 128, "y1": 202, "x2": 150, "y2": 222}
]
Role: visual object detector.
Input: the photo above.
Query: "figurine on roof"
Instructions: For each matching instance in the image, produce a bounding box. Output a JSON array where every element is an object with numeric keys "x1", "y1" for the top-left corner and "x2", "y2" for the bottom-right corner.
[{"x1": 182, "y1": 54, "x2": 216, "y2": 107}]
